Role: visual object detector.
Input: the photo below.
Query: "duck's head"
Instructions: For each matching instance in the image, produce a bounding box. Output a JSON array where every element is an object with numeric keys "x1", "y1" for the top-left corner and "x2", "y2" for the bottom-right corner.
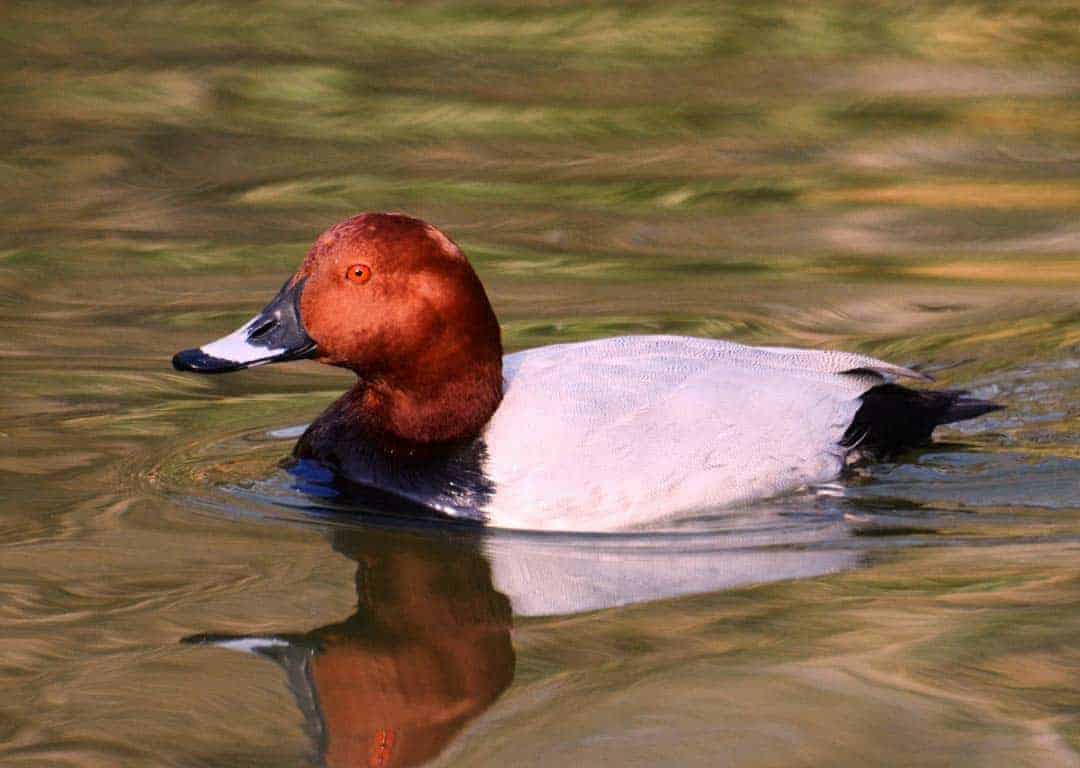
[{"x1": 173, "y1": 213, "x2": 503, "y2": 443}]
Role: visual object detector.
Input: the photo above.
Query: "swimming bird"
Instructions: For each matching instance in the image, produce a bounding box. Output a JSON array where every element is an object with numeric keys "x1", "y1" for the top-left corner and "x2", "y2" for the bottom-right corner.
[{"x1": 173, "y1": 213, "x2": 1001, "y2": 531}]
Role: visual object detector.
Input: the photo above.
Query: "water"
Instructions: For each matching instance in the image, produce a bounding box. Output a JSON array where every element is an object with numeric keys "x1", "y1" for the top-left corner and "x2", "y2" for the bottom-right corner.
[{"x1": 2, "y1": 2, "x2": 1079, "y2": 766}]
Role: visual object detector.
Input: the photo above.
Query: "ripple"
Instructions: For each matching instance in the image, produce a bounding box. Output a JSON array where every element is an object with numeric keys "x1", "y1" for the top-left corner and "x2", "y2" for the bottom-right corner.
[{"x1": 138, "y1": 410, "x2": 1075, "y2": 622}]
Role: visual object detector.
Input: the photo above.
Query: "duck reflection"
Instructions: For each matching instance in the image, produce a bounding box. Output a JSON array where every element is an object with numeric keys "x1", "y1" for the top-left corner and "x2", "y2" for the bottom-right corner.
[
  {"x1": 185, "y1": 527, "x2": 513, "y2": 768},
  {"x1": 482, "y1": 507, "x2": 863, "y2": 616},
  {"x1": 185, "y1": 490, "x2": 867, "y2": 765}
]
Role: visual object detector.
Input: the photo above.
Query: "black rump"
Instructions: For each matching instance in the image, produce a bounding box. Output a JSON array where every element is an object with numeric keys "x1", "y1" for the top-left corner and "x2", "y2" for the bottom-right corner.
[{"x1": 841, "y1": 383, "x2": 1002, "y2": 459}]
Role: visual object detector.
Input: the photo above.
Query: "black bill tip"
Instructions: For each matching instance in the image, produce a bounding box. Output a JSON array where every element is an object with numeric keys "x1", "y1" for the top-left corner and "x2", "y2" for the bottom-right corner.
[
  {"x1": 172, "y1": 277, "x2": 317, "y2": 376},
  {"x1": 172, "y1": 348, "x2": 247, "y2": 374}
]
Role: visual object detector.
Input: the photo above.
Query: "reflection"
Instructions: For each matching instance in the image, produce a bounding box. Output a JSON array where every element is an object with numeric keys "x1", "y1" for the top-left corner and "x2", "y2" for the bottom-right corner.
[
  {"x1": 481, "y1": 507, "x2": 864, "y2": 616},
  {"x1": 185, "y1": 527, "x2": 514, "y2": 768},
  {"x1": 182, "y1": 498, "x2": 867, "y2": 766},
  {"x1": 232, "y1": 474, "x2": 868, "y2": 617}
]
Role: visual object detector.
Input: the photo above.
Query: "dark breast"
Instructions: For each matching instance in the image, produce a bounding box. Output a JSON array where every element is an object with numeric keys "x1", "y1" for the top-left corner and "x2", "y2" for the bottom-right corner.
[{"x1": 292, "y1": 403, "x2": 495, "y2": 521}]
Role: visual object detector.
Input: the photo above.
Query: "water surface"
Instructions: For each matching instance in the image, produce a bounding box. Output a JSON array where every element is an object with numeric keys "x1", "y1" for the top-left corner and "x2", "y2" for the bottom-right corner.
[{"x1": 2, "y1": 3, "x2": 1078, "y2": 766}]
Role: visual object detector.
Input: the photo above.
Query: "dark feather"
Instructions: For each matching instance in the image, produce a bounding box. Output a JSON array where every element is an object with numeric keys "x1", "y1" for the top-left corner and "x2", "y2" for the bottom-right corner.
[{"x1": 842, "y1": 383, "x2": 1003, "y2": 460}]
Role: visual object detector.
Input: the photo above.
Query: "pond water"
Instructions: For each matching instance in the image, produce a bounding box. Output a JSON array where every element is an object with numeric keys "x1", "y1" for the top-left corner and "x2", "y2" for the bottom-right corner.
[{"x1": 2, "y1": 3, "x2": 1078, "y2": 766}]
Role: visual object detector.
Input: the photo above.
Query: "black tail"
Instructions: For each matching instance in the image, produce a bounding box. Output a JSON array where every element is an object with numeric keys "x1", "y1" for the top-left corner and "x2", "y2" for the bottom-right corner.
[{"x1": 842, "y1": 383, "x2": 1003, "y2": 460}]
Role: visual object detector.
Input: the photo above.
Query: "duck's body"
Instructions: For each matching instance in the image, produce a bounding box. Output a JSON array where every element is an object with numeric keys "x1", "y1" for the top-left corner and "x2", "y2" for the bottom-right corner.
[
  {"x1": 484, "y1": 335, "x2": 920, "y2": 531},
  {"x1": 174, "y1": 213, "x2": 1001, "y2": 532},
  {"x1": 294, "y1": 334, "x2": 995, "y2": 531}
]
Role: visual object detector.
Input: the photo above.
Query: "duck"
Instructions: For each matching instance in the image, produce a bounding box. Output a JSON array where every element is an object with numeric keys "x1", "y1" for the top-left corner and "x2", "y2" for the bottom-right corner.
[{"x1": 173, "y1": 212, "x2": 1002, "y2": 531}]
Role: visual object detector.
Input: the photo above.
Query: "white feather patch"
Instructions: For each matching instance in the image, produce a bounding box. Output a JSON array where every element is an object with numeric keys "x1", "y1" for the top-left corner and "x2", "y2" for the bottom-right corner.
[
  {"x1": 200, "y1": 316, "x2": 285, "y2": 365},
  {"x1": 208, "y1": 637, "x2": 290, "y2": 654}
]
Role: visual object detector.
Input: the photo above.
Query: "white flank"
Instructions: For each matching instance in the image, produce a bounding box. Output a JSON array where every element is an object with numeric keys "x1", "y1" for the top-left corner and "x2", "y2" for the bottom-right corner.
[{"x1": 479, "y1": 335, "x2": 904, "y2": 531}]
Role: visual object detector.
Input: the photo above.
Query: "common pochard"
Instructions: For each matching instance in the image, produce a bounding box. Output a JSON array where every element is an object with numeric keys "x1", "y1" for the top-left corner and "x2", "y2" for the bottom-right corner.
[{"x1": 173, "y1": 213, "x2": 1001, "y2": 531}]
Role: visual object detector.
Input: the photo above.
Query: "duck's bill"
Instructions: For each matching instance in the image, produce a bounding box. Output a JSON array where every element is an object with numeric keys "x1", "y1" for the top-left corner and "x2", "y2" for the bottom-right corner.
[
  {"x1": 182, "y1": 632, "x2": 295, "y2": 656},
  {"x1": 172, "y1": 278, "x2": 317, "y2": 374}
]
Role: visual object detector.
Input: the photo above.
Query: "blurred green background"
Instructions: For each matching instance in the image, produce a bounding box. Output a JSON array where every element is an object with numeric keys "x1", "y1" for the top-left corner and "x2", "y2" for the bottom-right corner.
[{"x1": 1, "y1": 3, "x2": 1078, "y2": 767}]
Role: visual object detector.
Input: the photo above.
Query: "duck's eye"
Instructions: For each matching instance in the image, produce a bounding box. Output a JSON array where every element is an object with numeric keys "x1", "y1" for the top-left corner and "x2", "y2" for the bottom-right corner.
[{"x1": 346, "y1": 264, "x2": 372, "y2": 284}]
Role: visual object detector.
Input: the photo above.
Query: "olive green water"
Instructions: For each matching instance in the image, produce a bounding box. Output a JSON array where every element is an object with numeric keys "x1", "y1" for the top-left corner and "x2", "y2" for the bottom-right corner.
[{"x1": 2, "y1": 3, "x2": 1079, "y2": 766}]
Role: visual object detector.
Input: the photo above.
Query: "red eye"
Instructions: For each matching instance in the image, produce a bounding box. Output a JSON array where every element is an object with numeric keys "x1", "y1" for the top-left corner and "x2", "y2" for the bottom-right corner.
[{"x1": 346, "y1": 264, "x2": 372, "y2": 284}]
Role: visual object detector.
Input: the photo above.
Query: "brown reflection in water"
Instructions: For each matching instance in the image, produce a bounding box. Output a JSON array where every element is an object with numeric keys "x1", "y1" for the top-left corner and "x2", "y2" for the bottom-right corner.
[{"x1": 185, "y1": 528, "x2": 514, "y2": 768}]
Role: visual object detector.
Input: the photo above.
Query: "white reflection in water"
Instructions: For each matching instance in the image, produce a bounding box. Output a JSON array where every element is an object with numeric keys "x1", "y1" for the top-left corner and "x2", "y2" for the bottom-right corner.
[
  {"x1": 484, "y1": 534, "x2": 859, "y2": 616},
  {"x1": 215, "y1": 470, "x2": 866, "y2": 617}
]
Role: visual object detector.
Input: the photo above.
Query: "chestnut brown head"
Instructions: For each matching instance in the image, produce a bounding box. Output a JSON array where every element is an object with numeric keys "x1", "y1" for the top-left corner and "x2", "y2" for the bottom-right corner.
[
  {"x1": 294, "y1": 214, "x2": 499, "y2": 378},
  {"x1": 173, "y1": 213, "x2": 504, "y2": 443}
]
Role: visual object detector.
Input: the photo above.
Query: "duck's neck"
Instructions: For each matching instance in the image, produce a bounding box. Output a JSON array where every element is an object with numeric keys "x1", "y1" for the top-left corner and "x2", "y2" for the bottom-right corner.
[
  {"x1": 359, "y1": 359, "x2": 503, "y2": 450},
  {"x1": 304, "y1": 355, "x2": 502, "y2": 461}
]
